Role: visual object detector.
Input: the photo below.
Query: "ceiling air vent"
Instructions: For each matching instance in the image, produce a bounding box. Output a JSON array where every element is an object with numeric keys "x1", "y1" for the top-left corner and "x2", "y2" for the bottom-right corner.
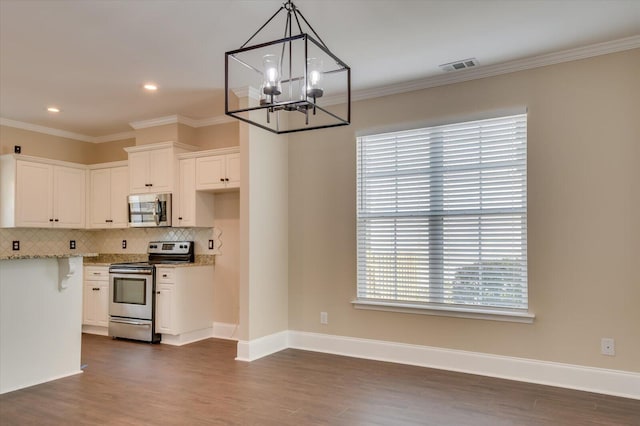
[{"x1": 439, "y1": 58, "x2": 479, "y2": 72}]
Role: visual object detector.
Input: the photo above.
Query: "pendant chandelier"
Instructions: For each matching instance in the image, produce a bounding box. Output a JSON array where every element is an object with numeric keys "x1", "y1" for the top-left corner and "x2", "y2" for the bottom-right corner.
[{"x1": 225, "y1": 0, "x2": 351, "y2": 134}]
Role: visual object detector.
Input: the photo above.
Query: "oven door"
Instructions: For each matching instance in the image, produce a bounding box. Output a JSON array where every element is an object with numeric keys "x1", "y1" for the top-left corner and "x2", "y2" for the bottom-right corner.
[{"x1": 109, "y1": 270, "x2": 154, "y2": 320}]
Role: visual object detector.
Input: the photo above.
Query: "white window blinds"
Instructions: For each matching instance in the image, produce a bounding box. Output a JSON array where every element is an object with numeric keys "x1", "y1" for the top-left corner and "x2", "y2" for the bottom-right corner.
[{"x1": 356, "y1": 114, "x2": 528, "y2": 311}]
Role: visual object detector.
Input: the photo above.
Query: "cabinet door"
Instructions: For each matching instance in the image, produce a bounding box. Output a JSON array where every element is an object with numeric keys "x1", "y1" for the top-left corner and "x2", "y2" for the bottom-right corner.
[
  {"x1": 83, "y1": 283, "x2": 105, "y2": 326},
  {"x1": 225, "y1": 153, "x2": 241, "y2": 188},
  {"x1": 177, "y1": 158, "x2": 196, "y2": 227},
  {"x1": 110, "y1": 166, "x2": 129, "y2": 228},
  {"x1": 53, "y1": 166, "x2": 85, "y2": 228},
  {"x1": 195, "y1": 155, "x2": 226, "y2": 190},
  {"x1": 15, "y1": 161, "x2": 54, "y2": 227},
  {"x1": 128, "y1": 151, "x2": 150, "y2": 194},
  {"x1": 156, "y1": 284, "x2": 176, "y2": 334},
  {"x1": 83, "y1": 283, "x2": 95, "y2": 325},
  {"x1": 95, "y1": 282, "x2": 110, "y2": 327},
  {"x1": 148, "y1": 148, "x2": 173, "y2": 192},
  {"x1": 89, "y1": 168, "x2": 111, "y2": 228}
]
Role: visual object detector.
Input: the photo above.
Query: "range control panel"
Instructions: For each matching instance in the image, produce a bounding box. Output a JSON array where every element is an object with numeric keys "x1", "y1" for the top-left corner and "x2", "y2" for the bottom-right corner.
[{"x1": 148, "y1": 241, "x2": 193, "y2": 255}]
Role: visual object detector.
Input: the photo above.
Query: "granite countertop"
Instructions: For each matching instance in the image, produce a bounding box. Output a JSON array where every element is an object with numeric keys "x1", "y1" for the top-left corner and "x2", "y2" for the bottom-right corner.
[
  {"x1": 83, "y1": 254, "x2": 215, "y2": 267},
  {"x1": 0, "y1": 253, "x2": 98, "y2": 261}
]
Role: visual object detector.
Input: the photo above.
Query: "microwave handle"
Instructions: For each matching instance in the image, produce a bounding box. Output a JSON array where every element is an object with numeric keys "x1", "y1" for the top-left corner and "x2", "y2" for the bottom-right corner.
[{"x1": 153, "y1": 197, "x2": 160, "y2": 226}]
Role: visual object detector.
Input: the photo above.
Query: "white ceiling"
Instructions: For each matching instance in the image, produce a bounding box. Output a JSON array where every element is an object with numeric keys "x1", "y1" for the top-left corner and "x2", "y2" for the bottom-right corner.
[{"x1": 1, "y1": 0, "x2": 639, "y2": 139}]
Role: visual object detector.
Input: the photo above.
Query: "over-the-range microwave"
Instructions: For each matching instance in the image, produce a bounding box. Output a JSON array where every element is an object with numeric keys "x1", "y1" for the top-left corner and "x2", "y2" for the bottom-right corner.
[{"x1": 128, "y1": 193, "x2": 171, "y2": 227}]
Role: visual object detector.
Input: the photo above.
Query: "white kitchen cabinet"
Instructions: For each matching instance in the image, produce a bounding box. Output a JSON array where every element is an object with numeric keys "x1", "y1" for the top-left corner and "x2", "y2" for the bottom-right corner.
[
  {"x1": 155, "y1": 266, "x2": 214, "y2": 340},
  {"x1": 175, "y1": 158, "x2": 215, "y2": 227},
  {"x1": 125, "y1": 142, "x2": 197, "y2": 195},
  {"x1": 195, "y1": 150, "x2": 240, "y2": 191},
  {"x1": 128, "y1": 148, "x2": 172, "y2": 193},
  {"x1": 83, "y1": 266, "x2": 110, "y2": 332},
  {"x1": 88, "y1": 164, "x2": 129, "y2": 228},
  {"x1": 0, "y1": 155, "x2": 86, "y2": 228}
]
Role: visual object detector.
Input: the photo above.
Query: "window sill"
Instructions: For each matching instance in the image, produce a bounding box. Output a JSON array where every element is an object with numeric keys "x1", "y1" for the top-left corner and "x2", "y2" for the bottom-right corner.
[{"x1": 352, "y1": 299, "x2": 535, "y2": 324}]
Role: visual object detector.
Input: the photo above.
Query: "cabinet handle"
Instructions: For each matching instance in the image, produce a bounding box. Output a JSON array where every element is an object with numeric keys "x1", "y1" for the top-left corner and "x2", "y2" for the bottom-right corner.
[
  {"x1": 162, "y1": 274, "x2": 168, "y2": 278},
  {"x1": 92, "y1": 287, "x2": 100, "y2": 291},
  {"x1": 92, "y1": 272, "x2": 101, "y2": 275},
  {"x1": 178, "y1": 217, "x2": 182, "y2": 220},
  {"x1": 220, "y1": 178, "x2": 225, "y2": 182},
  {"x1": 145, "y1": 183, "x2": 153, "y2": 187},
  {"x1": 105, "y1": 219, "x2": 113, "y2": 223},
  {"x1": 49, "y1": 218, "x2": 54, "y2": 222},
  {"x1": 225, "y1": 178, "x2": 229, "y2": 182},
  {"x1": 156, "y1": 291, "x2": 161, "y2": 294}
]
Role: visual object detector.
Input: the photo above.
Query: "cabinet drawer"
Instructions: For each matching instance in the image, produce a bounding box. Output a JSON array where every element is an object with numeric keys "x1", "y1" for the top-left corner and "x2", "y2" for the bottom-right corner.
[
  {"x1": 156, "y1": 268, "x2": 175, "y2": 284},
  {"x1": 85, "y1": 266, "x2": 109, "y2": 280}
]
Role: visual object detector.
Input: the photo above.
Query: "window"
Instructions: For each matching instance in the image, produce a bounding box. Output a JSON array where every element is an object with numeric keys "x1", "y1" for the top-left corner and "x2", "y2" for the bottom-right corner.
[{"x1": 355, "y1": 114, "x2": 530, "y2": 321}]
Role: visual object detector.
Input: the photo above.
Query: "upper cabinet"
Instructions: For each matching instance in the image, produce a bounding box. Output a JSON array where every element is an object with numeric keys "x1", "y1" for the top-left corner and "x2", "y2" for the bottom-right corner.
[
  {"x1": 175, "y1": 158, "x2": 215, "y2": 227},
  {"x1": 0, "y1": 155, "x2": 86, "y2": 228},
  {"x1": 125, "y1": 142, "x2": 197, "y2": 195},
  {"x1": 194, "y1": 148, "x2": 240, "y2": 191},
  {"x1": 88, "y1": 163, "x2": 129, "y2": 229}
]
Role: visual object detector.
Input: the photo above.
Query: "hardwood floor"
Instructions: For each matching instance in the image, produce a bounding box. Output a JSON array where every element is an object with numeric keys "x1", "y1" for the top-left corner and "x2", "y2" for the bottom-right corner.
[{"x1": 1, "y1": 334, "x2": 638, "y2": 425}]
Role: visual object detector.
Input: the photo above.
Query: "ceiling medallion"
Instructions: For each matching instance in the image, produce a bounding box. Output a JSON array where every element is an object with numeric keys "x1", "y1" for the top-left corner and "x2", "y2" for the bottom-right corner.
[{"x1": 225, "y1": 0, "x2": 351, "y2": 134}]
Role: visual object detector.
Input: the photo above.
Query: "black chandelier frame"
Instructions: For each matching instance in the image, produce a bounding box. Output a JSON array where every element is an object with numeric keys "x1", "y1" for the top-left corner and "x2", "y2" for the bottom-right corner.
[{"x1": 224, "y1": 0, "x2": 351, "y2": 134}]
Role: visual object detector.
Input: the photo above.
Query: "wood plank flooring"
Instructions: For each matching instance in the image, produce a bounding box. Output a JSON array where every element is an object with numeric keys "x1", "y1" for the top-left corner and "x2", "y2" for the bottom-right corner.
[{"x1": 0, "y1": 334, "x2": 638, "y2": 425}]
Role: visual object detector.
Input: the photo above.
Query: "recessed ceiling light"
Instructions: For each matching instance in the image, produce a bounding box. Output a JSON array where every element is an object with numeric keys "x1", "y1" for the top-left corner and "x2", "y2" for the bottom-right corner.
[
  {"x1": 143, "y1": 83, "x2": 158, "y2": 91},
  {"x1": 47, "y1": 106, "x2": 60, "y2": 113}
]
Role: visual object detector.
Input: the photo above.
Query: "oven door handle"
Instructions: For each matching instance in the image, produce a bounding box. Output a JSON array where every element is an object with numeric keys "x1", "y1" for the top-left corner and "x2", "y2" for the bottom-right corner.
[
  {"x1": 110, "y1": 318, "x2": 151, "y2": 327},
  {"x1": 109, "y1": 269, "x2": 153, "y2": 275}
]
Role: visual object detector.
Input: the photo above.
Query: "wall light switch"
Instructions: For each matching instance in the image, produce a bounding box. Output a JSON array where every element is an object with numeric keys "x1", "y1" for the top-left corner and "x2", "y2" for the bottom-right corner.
[{"x1": 208, "y1": 240, "x2": 214, "y2": 250}]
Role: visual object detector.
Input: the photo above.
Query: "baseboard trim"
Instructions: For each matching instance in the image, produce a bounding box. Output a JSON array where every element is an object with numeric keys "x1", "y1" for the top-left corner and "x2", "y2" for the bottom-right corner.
[
  {"x1": 236, "y1": 330, "x2": 289, "y2": 362},
  {"x1": 82, "y1": 325, "x2": 108, "y2": 336},
  {"x1": 288, "y1": 331, "x2": 640, "y2": 400},
  {"x1": 160, "y1": 327, "x2": 213, "y2": 346},
  {"x1": 212, "y1": 322, "x2": 239, "y2": 341}
]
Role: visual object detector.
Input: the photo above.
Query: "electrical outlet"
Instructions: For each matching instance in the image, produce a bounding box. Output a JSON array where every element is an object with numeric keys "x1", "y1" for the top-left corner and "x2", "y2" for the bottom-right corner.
[
  {"x1": 208, "y1": 239, "x2": 214, "y2": 250},
  {"x1": 601, "y1": 338, "x2": 615, "y2": 356},
  {"x1": 14, "y1": 145, "x2": 21, "y2": 154},
  {"x1": 69, "y1": 240, "x2": 76, "y2": 249},
  {"x1": 320, "y1": 311, "x2": 328, "y2": 325},
  {"x1": 122, "y1": 240, "x2": 127, "y2": 249},
  {"x1": 12, "y1": 241, "x2": 20, "y2": 251}
]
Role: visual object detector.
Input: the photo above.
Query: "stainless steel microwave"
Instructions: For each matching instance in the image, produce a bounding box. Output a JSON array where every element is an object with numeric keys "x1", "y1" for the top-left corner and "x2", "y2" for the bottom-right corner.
[{"x1": 128, "y1": 193, "x2": 171, "y2": 227}]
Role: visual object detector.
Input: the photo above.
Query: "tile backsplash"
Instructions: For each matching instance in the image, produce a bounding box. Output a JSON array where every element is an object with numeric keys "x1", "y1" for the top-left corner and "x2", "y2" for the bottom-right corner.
[{"x1": 0, "y1": 227, "x2": 222, "y2": 258}]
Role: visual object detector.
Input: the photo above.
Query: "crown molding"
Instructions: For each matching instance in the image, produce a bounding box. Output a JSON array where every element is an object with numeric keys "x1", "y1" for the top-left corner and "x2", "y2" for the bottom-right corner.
[
  {"x1": 93, "y1": 131, "x2": 135, "y2": 143},
  {"x1": 129, "y1": 114, "x2": 236, "y2": 130},
  {"x1": 0, "y1": 117, "x2": 95, "y2": 143},
  {"x1": 0, "y1": 118, "x2": 135, "y2": 144},
  {"x1": 129, "y1": 115, "x2": 180, "y2": 130},
  {"x1": 352, "y1": 35, "x2": 640, "y2": 103}
]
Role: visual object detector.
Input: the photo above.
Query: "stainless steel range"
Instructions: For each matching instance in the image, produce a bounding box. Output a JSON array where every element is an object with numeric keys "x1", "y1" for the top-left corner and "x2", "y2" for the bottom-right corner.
[{"x1": 108, "y1": 241, "x2": 195, "y2": 342}]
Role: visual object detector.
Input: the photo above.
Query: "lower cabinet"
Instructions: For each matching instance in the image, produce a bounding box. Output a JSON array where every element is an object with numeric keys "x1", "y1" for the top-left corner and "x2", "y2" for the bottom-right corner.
[
  {"x1": 83, "y1": 266, "x2": 110, "y2": 333},
  {"x1": 155, "y1": 266, "x2": 214, "y2": 340}
]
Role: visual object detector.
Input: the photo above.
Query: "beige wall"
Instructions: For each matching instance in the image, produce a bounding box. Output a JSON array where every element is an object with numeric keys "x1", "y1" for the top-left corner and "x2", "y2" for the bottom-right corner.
[
  {"x1": 191, "y1": 122, "x2": 239, "y2": 150},
  {"x1": 239, "y1": 118, "x2": 289, "y2": 341},
  {"x1": 212, "y1": 191, "x2": 240, "y2": 325},
  {"x1": 0, "y1": 125, "x2": 93, "y2": 163},
  {"x1": 288, "y1": 49, "x2": 640, "y2": 372},
  {"x1": 134, "y1": 123, "x2": 178, "y2": 145},
  {"x1": 86, "y1": 138, "x2": 134, "y2": 164}
]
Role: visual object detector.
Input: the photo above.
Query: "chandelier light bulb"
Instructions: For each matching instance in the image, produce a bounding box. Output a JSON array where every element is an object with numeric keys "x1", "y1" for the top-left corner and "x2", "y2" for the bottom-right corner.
[
  {"x1": 306, "y1": 57, "x2": 324, "y2": 99},
  {"x1": 262, "y1": 54, "x2": 281, "y2": 96}
]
